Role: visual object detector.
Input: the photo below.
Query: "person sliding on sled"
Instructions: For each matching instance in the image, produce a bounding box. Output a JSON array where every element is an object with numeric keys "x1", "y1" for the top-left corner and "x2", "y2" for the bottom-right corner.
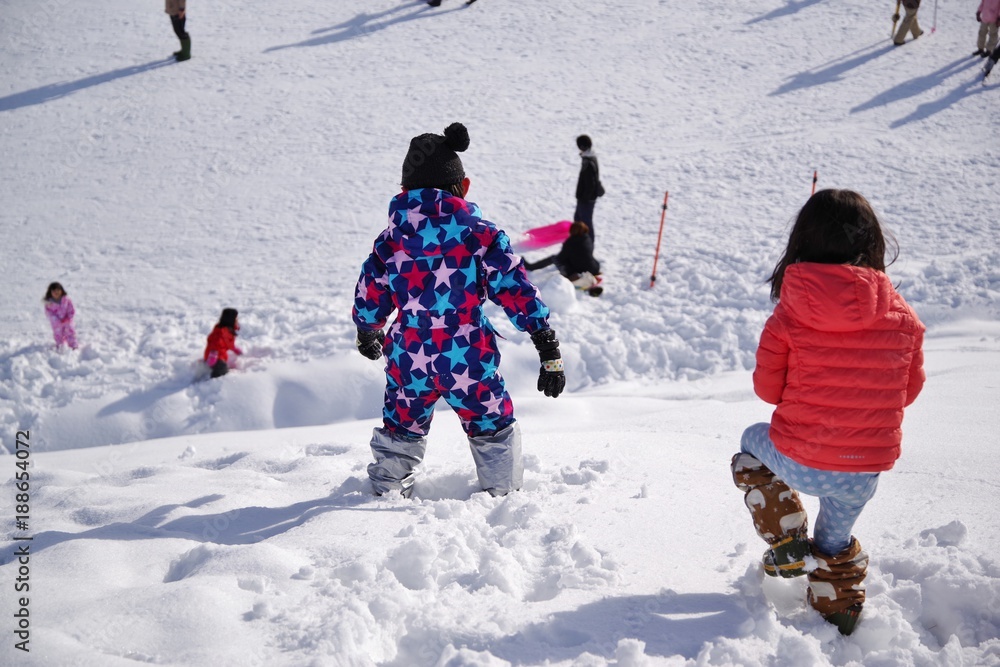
[
  {"x1": 523, "y1": 221, "x2": 603, "y2": 296},
  {"x1": 203, "y1": 308, "x2": 242, "y2": 378},
  {"x1": 353, "y1": 122, "x2": 565, "y2": 498},
  {"x1": 731, "y1": 190, "x2": 924, "y2": 635}
]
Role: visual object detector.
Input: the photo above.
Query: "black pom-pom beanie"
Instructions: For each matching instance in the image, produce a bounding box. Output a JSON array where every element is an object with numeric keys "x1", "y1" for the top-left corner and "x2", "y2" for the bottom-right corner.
[{"x1": 400, "y1": 122, "x2": 470, "y2": 190}]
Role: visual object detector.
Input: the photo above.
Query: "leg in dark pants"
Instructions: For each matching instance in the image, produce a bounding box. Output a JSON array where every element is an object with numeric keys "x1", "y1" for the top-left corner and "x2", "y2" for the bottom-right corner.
[
  {"x1": 523, "y1": 255, "x2": 557, "y2": 271},
  {"x1": 573, "y1": 199, "x2": 596, "y2": 241},
  {"x1": 986, "y1": 45, "x2": 1000, "y2": 76},
  {"x1": 170, "y1": 15, "x2": 191, "y2": 61}
]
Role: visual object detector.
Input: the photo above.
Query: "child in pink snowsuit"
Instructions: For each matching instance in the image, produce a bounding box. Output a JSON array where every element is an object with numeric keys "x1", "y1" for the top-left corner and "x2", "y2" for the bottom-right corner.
[
  {"x1": 976, "y1": 0, "x2": 1000, "y2": 56},
  {"x1": 44, "y1": 282, "x2": 78, "y2": 349}
]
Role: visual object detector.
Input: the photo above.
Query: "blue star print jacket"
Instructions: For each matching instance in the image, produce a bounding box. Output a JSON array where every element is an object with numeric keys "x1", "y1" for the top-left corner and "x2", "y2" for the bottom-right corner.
[{"x1": 353, "y1": 188, "x2": 551, "y2": 341}]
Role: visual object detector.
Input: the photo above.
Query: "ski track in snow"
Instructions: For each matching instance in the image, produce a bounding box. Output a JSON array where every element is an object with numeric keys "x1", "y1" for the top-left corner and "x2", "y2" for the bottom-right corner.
[{"x1": 2, "y1": 0, "x2": 1000, "y2": 665}]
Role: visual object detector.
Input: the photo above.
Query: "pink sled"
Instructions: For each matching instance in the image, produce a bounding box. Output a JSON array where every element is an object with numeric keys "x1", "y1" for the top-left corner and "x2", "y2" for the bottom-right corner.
[{"x1": 513, "y1": 220, "x2": 572, "y2": 251}]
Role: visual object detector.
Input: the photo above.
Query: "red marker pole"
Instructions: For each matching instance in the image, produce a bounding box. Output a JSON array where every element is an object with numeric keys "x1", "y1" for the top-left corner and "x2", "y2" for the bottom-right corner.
[
  {"x1": 811, "y1": 170, "x2": 818, "y2": 195},
  {"x1": 649, "y1": 191, "x2": 669, "y2": 289}
]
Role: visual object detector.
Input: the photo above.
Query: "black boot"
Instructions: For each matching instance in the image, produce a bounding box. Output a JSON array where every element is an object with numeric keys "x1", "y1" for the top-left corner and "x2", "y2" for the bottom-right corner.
[{"x1": 175, "y1": 37, "x2": 191, "y2": 62}]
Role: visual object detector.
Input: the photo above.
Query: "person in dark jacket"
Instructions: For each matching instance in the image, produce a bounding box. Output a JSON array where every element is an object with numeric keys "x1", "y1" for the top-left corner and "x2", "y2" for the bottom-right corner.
[
  {"x1": 203, "y1": 308, "x2": 242, "y2": 378},
  {"x1": 573, "y1": 135, "x2": 604, "y2": 242},
  {"x1": 524, "y1": 222, "x2": 603, "y2": 296}
]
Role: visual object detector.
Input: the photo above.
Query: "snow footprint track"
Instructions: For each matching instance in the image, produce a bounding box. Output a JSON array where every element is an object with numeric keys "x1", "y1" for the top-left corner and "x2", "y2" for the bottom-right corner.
[
  {"x1": 720, "y1": 520, "x2": 1000, "y2": 665},
  {"x1": 245, "y1": 476, "x2": 623, "y2": 665}
]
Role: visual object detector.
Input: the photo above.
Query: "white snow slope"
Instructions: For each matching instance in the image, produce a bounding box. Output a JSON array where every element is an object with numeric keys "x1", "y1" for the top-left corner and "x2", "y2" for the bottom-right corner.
[{"x1": 2, "y1": 0, "x2": 999, "y2": 665}]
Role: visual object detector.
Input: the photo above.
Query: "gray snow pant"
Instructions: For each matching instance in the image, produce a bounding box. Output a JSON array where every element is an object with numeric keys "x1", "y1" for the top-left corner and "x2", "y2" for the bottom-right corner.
[{"x1": 368, "y1": 422, "x2": 523, "y2": 497}]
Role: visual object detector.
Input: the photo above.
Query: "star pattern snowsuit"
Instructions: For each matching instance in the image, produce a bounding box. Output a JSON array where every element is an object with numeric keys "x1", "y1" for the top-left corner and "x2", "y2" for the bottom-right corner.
[
  {"x1": 45, "y1": 296, "x2": 77, "y2": 349},
  {"x1": 353, "y1": 188, "x2": 551, "y2": 441}
]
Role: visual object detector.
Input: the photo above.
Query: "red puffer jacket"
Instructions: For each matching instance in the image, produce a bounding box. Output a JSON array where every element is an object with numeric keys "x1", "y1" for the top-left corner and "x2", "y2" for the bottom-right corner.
[
  {"x1": 753, "y1": 263, "x2": 925, "y2": 472},
  {"x1": 204, "y1": 325, "x2": 241, "y2": 365}
]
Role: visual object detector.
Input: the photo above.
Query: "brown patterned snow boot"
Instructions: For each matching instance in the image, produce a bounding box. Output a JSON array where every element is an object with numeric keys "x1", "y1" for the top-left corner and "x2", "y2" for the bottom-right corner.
[
  {"x1": 731, "y1": 452, "x2": 810, "y2": 578},
  {"x1": 807, "y1": 538, "x2": 868, "y2": 635}
]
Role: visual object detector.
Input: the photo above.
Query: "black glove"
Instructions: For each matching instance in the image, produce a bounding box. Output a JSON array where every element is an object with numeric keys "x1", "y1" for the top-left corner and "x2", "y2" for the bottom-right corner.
[
  {"x1": 531, "y1": 329, "x2": 565, "y2": 398},
  {"x1": 977, "y1": 10, "x2": 982, "y2": 22},
  {"x1": 356, "y1": 328, "x2": 385, "y2": 361}
]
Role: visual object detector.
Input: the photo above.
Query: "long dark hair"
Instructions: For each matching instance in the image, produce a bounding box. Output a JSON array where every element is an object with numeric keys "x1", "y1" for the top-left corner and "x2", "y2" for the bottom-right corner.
[
  {"x1": 217, "y1": 308, "x2": 239, "y2": 333},
  {"x1": 767, "y1": 189, "x2": 898, "y2": 302},
  {"x1": 44, "y1": 282, "x2": 66, "y2": 302}
]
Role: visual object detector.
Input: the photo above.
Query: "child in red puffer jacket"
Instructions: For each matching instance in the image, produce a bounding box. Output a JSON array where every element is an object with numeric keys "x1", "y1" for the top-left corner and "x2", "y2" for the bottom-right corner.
[
  {"x1": 203, "y1": 308, "x2": 242, "y2": 378},
  {"x1": 731, "y1": 189, "x2": 924, "y2": 636}
]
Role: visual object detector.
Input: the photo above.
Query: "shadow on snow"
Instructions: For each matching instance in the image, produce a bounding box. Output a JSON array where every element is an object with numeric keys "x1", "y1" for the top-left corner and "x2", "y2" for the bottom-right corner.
[
  {"x1": 745, "y1": 0, "x2": 825, "y2": 26},
  {"x1": 0, "y1": 60, "x2": 174, "y2": 113},
  {"x1": 96, "y1": 374, "x2": 195, "y2": 419},
  {"x1": 265, "y1": 1, "x2": 466, "y2": 53},
  {"x1": 385, "y1": 591, "x2": 753, "y2": 665},
  {"x1": 0, "y1": 477, "x2": 400, "y2": 564},
  {"x1": 851, "y1": 57, "x2": 987, "y2": 126},
  {"x1": 770, "y1": 41, "x2": 894, "y2": 96}
]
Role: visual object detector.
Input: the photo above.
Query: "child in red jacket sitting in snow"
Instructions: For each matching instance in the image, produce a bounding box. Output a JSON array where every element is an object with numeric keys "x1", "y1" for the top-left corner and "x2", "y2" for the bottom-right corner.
[
  {"x1": 731, "y1": 190, "x2": 925, "y2": 636},
  {"x1": 204, "y1": 308, "x2": 242, "y2": 378}
]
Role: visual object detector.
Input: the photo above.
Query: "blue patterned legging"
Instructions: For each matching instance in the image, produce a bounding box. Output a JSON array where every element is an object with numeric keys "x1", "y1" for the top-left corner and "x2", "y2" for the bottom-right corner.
[{"x1": 741, "y1": 423, "x2": 880, "y2": 555}]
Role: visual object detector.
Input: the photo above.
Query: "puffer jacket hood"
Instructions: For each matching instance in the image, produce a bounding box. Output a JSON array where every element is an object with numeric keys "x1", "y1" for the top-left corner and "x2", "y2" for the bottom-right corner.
[
  {"x1": 754, "y1": 262, "x2": 925, "y2": 472},
  {"x1": 780, "y1": 263, "x2": 893, "y2": 333}
]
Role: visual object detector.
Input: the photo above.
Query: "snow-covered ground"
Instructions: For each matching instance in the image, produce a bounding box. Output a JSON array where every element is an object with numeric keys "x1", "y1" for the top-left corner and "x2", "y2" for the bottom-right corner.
[{"x1": 1, "y1": 0, "x2": 998, "y2": 665}]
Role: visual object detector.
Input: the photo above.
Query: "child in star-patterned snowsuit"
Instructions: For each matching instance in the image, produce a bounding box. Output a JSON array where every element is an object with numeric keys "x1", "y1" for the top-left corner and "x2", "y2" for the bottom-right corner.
[{"x1": 353, "y1": 122, "x2": 565, "y2": 498}]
